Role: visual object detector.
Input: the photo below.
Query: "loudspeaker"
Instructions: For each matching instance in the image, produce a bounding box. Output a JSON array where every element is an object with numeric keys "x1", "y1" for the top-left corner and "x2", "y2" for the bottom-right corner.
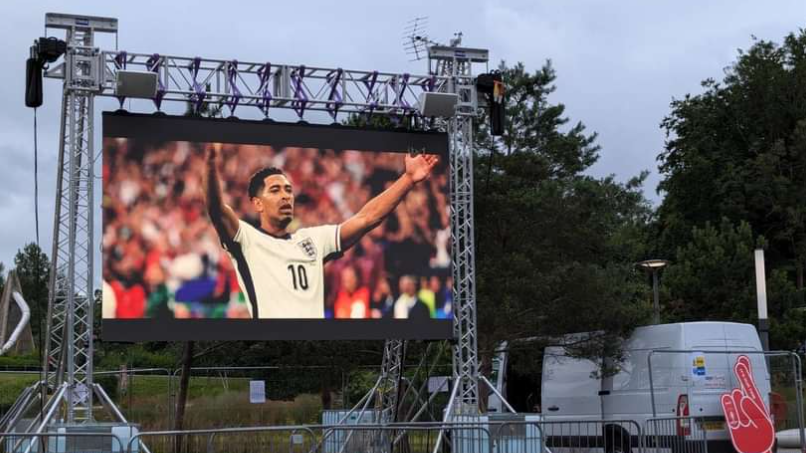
[
  {"x1": 25, "y1": 58, "x2": 43, "y2": 108},
  {"x1": 115, "y1": 70, "x2": 158, "y2": 98},
  {"x1": 418, "y1": 92, "x2": 459, "y2": 117}
]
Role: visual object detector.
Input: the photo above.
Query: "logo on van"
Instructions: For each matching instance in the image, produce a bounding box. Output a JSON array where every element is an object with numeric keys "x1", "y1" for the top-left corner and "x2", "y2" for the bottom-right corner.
[
  {"x1": 720, "y1": 355, "x2": 774, "y2": 453},
  {"x1": 691, "y1": 352, "x2": 706, "y2": 377}
]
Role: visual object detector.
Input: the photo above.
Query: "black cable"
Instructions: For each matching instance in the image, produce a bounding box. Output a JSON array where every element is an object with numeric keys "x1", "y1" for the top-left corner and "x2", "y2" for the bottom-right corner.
[
  {"x1": 34, "y1": 108, "x2": 40, "y2": 246},
  {"x1": 33, "y1": 106, "x2": 45, "y2": 429}
]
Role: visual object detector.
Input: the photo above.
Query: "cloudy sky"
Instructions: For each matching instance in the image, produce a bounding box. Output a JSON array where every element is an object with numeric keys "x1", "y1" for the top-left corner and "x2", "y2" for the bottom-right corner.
[{"x1": 0, "y1": 0, "x2": 803, "y2": 271}]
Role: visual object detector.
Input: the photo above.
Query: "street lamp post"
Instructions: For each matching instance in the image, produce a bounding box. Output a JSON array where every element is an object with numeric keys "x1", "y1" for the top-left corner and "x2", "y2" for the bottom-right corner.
[
  {"x1": 637, "y1": 259, "x2": 670, "y2": 325},
  {"x1": 754, "y1": 249, "x2": 770, "y2": 352}
]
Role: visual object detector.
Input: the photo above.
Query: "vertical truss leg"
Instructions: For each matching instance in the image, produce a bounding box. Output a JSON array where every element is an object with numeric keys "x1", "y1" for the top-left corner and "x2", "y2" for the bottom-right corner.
[
  {"x1": 376, "y1": 339, "x2": 405, "y2": 423},
  {"x1": 450, "y1": 115, "x2": 479, "y2": 414},
  {"x1": 41, "y1": 26, "x2": 96, "y2": 424},
  {"x1": 394, "y1": 342, "x2": 448, "y2": 428},
  {"x1": 42, "y1": 89, "x2": 69, "y2": 393}
]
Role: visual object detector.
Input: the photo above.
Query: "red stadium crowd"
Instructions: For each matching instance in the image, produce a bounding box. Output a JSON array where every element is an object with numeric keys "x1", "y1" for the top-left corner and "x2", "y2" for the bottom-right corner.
[{"x1": 102, "y1": 139, "x2": 452, "y2": 320}]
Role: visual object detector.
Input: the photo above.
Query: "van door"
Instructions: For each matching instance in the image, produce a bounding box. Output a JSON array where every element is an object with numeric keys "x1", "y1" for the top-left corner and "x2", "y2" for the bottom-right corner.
[
  {"x1": 686, "y1": 323, "x2": 769, "y2": 438},
  {"x1": 721, "y1": 323, "x2": 770, "y2": 406},
  {"x1": 541, "y1": 346, "x2": 602, "y2": 420},
  {"x1": 602, "y1": 348, "x2": 655, "y2": 418}
]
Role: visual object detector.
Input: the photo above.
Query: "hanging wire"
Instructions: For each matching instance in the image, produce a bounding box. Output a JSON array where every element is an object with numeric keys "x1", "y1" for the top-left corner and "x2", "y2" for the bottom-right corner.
[
  {"x1": 34, "y1": 106, "x2": 45, "y2": 424},
  {"x1": 34, "y1": 108, "x2": 40, "y2": 246}
]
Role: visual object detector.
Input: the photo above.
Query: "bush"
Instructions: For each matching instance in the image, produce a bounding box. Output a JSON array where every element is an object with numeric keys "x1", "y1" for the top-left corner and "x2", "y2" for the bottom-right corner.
[
  {"x1": 0, "y1": 353, "x2": 40, "y2": 370},
  {"x1": 0, "y1": 373, "x2": 39, "y2": 414},
  {"x1": 94, "y1": 373, "x2": 119, "y2": 397},
  {"x1": 345, "y1": 370, "x2": 378, "y2": 404}
]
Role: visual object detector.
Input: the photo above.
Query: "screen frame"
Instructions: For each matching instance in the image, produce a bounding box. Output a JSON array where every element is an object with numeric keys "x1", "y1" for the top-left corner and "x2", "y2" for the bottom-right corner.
[{"x1": 102, "y1": 112, "x2": 453, "y2": 341}]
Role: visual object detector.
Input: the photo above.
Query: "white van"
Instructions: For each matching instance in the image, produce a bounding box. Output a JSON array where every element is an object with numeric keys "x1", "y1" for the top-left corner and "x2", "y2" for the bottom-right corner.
[{"x1": 539, "y1": 322, "x2": 772, "y2": 453}]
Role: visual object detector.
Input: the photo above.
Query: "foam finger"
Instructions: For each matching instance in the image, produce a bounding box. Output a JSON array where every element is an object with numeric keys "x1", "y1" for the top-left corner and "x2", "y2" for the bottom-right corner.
[
  {"x1": 732, "y1": 389, "x2": 751, "y2": 426},
  {"x1": 740, "y1": 395, "x2": 771, "y2": 427},
  {"x1": 737, "y1": 355, "x2": 751, "y2": 368},
  {"x1": 721, "y1": 394, "x2": 741, "y2": 429},
  {"x1": 735, "y1": 361, "x2": 765, "y2": 410},
  {"x1": 740, "y1": 397, "x2": 775, "y2": 451}
]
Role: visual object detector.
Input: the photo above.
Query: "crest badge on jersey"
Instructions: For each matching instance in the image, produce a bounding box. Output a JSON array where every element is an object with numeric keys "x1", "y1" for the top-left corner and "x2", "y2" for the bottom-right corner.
[{"x1": 298, "y1": 238, "x2": 317, "y2": 259}]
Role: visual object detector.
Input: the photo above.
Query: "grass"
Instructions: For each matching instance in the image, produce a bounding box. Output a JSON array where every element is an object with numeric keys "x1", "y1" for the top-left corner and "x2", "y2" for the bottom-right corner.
[
  {"x1": 108, "y1": 374, "x2": 324, "y2": 431},
  {"x1": 2, "y1": 372, "x2": 328, "y2": 432},
  {"x1": 0, "y1": 372, "x2": 40, "y2": 408},
  {"x1": 120, "y1": 390, "x2": 324, "y2": 431},
  {"x1": 112, "y1": 373, "x2": 250, "y2": 400}
]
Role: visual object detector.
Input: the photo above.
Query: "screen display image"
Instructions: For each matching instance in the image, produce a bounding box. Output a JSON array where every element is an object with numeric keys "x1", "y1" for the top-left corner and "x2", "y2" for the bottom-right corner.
[{"x1": 102, "y1": 113, "x2": 452, "y2": 340}]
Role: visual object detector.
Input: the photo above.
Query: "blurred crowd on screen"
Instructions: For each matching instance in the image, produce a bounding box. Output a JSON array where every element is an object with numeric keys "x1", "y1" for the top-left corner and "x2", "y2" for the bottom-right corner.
[{"x1": 102, "y1": 139, "x2": 452, "y2": 320}]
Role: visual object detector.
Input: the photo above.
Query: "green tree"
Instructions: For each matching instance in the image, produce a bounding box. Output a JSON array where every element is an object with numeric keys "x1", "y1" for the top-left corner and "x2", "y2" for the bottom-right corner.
[
  {"x1": 472, "y1": 61, "x2": 654, "y2": 379},
  {"x1": 13, "y1": 243, "x2": 49, "y2": 341},
  {"x1": 658, "y1": 30, "x2": 806, "y2": 290},
  {"x1": 662, "y1": 219, "x2": 805, "y2": 349}
]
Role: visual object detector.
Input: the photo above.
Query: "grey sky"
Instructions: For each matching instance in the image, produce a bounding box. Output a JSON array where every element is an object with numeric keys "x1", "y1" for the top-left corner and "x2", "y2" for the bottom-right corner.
[{"x1": 0, "y1": 0, "x2": 803, "y2": 271}]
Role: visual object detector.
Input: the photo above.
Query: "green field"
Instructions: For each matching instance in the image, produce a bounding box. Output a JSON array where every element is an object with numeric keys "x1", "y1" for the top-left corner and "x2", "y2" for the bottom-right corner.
[
  {"x1": 0, "y1": 373, "x2": 39, "y2": 406},
  {"x1": 1, "y1": 373, "x2": 329, "y2": 431}
]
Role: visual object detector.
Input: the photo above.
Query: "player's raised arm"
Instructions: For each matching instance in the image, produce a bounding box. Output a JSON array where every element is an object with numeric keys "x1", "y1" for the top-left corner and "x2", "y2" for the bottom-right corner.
[
  {"x1": 340, "y1": 153, "x2": 439, "y2": 250},
  {"x1": 203, "y1": 143, "x2": 240, "y2": 242}
]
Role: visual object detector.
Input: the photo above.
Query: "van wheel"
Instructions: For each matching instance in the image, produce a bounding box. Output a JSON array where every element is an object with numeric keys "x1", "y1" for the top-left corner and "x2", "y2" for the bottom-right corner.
[{"x1": 604, "y1": 425, "x2": 631, "y2": 453}]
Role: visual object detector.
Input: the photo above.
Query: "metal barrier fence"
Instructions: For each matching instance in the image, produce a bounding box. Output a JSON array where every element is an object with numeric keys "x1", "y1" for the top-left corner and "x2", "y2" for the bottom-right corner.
[
  {"x1": 0, "y1": 432, "x2": 125, "y2": 453},
  {"x1": 128, "y1": 426, "x2": 318, "y2": 453},
  {"x1": 2, "y1": 365, "x2": 454, "y2": 433},
  {"x1": 647, "y1": 349, "x2": 805, "y2": 453},
  {"x1": 643, "y1": 417, "x2": 709, "y2": 453},
  {"x1": 322, "y1": 423, "x2": 492, "y2": 453},
  {"x1": 3, "y1": 421, "x2": 631, "y2": 453},
  {"x1": 0, "y1": 419, "x2": 691, "y2": 453},
  {"x1": 515, "y1": 420, "x2": 641, "y2": 453},
  {"x1": 0, "y1": 415, "x2": 797, "y2": 453},
  {"x1": 319, "y1": 419, "x2": 644, "y2": 453},
  {"x1": 94, "y1": 368, "x2": 174, "y2": 431}
]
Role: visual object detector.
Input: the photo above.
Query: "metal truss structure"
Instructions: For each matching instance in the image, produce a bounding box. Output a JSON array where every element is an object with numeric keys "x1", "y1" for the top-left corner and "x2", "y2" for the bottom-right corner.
[
  {"x1": 40, "y1": 13, "x2": 116, "y2": 424},
  {"x1": 447, "y1": 114, "x2": 480, "y2": 414},
  {"x1": 6, "y1": 12, "x2": 490, "y2": 431},
  {"x1": 103, "y1": 52, "x2": 458, "y2": 120},
  {"x1": 376, "y1": 340, "x2": 405, "y2": 423}
]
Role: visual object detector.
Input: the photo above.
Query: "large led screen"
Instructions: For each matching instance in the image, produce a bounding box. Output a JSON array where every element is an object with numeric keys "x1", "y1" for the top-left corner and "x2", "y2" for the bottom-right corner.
[{"x1": 102, "y1": 113, "x2": 452, "y2": 340}]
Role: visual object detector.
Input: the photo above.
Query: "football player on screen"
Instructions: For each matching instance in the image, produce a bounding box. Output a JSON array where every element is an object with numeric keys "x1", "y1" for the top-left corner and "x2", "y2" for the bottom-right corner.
[{"x1": 204, "y1": 143, "x2": 438, "y2": 319}]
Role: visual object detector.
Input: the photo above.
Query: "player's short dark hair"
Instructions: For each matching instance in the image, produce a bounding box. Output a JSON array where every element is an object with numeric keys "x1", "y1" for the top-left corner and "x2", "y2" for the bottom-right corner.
[{"x1": 248, "y1": 167, "x2": 285, "y2": 198}]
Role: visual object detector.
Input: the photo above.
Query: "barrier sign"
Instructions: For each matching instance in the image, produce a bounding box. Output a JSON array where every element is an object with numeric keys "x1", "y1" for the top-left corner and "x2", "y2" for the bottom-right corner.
[{"x1": 249, "y1": 380, "x2": 266, "y2": 404}]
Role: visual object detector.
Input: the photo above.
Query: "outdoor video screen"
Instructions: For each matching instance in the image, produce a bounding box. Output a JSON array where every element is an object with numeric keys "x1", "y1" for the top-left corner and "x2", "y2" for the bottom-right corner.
[{"x1": 102, "y1": 113, "x2": 452, "y2": 341}]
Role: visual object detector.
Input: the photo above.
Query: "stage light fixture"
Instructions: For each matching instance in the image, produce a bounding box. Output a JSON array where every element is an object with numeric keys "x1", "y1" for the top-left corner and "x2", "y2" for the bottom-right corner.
[
  {"x1": 476, "y1": 71, "x2": 505, "y2": 136},
  {"x1": 25, "y1": 37, "x2": 67, "y2": 108},
  {"x1": 36, "y1": 37, "x2": 67, "y2": 64}
]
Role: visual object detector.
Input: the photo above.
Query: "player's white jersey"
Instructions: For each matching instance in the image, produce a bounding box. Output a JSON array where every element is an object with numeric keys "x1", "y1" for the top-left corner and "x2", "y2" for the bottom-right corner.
[{"x1": 226, "y1": 220, "x2": 341, "y2": 318}]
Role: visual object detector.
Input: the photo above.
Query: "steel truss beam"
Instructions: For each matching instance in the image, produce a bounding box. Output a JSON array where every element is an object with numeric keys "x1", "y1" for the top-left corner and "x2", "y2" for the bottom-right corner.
[{"x1": 60, "y1": 52, "x2": 477, "y2": 119}]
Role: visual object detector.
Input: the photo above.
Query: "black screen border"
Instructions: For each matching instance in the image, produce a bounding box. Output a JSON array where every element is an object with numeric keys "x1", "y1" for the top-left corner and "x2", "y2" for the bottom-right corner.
[
  {"x1": 102, "y1": 112, "x2": 453, "y2": 342},
  {"x1": 103, "y1": 112, "x2": 450, "y2": 157}
]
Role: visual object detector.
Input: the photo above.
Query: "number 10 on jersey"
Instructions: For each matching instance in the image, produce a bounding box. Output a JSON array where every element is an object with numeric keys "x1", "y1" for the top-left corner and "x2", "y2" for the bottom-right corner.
[{"x1": 287, "y1": 264, "x2": 309, "y2": 290}]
